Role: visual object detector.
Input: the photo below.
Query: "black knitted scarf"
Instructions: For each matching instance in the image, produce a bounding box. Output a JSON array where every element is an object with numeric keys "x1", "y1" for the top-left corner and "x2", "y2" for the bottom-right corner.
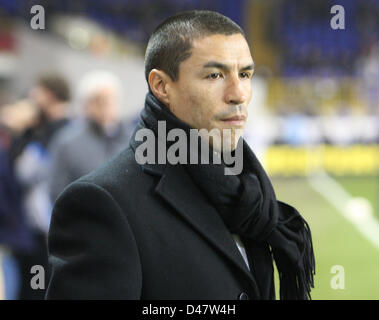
[{"x1": 140, "y1": 92, "x2": 315, "y2": 300}]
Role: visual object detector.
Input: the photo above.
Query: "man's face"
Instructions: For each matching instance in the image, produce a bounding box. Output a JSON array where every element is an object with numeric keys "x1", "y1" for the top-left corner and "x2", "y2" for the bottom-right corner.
[
  {"x1": 29, "y1": 85, "x2": 54, "y2": 114},
  {"x1": 167, "y1": 33, "x2": 254, "y2": 151},
  {"x1": 85, "y1": 86, "x2": 120, "y2": 129}
]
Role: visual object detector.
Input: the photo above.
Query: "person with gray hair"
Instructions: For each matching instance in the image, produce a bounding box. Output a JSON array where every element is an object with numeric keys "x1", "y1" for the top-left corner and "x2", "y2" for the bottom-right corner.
[{"x1": 48, "y1": 70, "x2": 134, "y2": 202}]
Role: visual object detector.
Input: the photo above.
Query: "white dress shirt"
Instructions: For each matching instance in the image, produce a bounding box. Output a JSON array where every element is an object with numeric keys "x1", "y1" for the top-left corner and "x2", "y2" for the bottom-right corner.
[{"x1": 232, "y1": 234, "x2": 250, "y2": 270}]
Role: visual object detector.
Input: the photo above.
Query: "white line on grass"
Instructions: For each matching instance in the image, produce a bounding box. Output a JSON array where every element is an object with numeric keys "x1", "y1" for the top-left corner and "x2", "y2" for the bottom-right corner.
[{"x1": 308, "y1": 171, "x2": 379, "y2": 251}]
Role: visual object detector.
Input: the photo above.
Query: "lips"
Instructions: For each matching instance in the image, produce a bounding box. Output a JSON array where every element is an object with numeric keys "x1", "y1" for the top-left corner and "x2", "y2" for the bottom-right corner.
[
  {"x1": 220, "y1": 114, "x2": 246, "y2": 127},
  {"x1": 222, "y1": 115, "x2": 246, "y2": 121}
]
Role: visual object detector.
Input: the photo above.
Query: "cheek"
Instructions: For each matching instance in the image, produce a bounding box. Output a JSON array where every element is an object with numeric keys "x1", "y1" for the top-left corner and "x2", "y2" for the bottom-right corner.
[
  {"x1": 171, "y1": 81, "x2": 221, "y2": 130},
  {"x1": 187, "y1": 90, "x2": 215, "y2": 128},
  {"x1": 244, "y1": 82, "x2": 253, "y2": 103}
]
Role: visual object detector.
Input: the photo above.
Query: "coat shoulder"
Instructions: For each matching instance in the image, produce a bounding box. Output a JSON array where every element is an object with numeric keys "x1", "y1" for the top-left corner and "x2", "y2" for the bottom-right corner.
[
  {"x1": 72, "y1": 146, "x2": 160, "y2": 206},
  {"x1": 77, "y1": 146, "x2": 143, "y2": 189}
]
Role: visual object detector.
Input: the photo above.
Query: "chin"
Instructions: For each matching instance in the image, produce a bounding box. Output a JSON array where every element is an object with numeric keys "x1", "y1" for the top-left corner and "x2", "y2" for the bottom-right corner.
[
  {"x1": 225, "y1": 128, "x2": 243, "y2": 148},
  {"x1": 198, "y1": 125, "x2": 243, "y2": 153}
]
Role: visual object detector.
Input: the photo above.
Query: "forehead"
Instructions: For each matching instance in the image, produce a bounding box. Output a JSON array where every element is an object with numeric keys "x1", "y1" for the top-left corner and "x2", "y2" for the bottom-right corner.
[{"x1": 188, "y1": 34, "x2": 253, "y2": 67}]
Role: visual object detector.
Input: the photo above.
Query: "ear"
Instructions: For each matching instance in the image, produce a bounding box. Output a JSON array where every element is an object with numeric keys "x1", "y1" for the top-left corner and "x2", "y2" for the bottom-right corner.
[{"x1": 148, "y1": 69, "x2": 172, "y2": 106}]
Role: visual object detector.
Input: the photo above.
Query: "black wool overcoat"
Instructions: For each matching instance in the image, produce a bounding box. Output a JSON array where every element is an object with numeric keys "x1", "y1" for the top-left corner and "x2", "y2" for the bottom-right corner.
[{"x1": 46, "y1": 120, "x2": 276, "y2": 300}]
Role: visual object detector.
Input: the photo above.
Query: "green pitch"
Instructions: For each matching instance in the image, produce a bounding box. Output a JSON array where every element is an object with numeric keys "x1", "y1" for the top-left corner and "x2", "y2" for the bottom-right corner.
[{"x1": 271, "y1": 176, "x2": 379, "y2": 300}]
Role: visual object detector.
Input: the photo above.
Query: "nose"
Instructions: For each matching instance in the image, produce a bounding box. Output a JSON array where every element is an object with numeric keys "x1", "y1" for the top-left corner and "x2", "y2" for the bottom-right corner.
[{"x1": 224, "y1": 76, "x2": 247, "y2": 105}]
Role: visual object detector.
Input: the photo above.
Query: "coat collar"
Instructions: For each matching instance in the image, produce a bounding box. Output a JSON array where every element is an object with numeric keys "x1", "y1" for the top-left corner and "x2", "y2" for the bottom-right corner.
[{"x1": 129, "y1": 120, "x2": 260, "y2": 295}]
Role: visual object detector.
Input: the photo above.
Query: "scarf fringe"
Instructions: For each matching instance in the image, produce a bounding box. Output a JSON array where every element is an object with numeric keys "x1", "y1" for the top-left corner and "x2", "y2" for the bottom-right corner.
[{"x1": 275, "y1": 218, "x2": 315, "y2": 300}]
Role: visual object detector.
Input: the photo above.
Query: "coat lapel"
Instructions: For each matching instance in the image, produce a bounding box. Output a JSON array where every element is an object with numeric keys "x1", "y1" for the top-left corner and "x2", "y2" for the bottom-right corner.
[
  {"x1": 154, "y1": 163, "x2": 259, "y2": 292},
  {"x1": 129, "y1": 120, "x2": 260, "y2": 296}
]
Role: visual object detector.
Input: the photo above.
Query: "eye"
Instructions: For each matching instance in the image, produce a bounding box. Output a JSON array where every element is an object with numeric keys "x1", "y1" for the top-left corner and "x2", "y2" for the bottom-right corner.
[
  {"x1": 207, "y1": 72, "x2": 222, "y2": 80},
  {"x1": 240, "y1": 72, "x2": 251, "y2": 79}
]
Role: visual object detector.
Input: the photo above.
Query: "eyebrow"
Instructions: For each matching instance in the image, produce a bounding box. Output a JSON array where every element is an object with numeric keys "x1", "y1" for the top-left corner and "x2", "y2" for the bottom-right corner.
[{"x1": 202, "y1": 61, "x2": 255, "y2": 72}]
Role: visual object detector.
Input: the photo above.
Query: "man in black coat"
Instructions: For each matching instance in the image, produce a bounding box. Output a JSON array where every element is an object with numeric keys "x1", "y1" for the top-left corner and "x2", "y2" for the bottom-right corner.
[{"x1": 46, "y1": 10, "x2": 315, "y2": 300}]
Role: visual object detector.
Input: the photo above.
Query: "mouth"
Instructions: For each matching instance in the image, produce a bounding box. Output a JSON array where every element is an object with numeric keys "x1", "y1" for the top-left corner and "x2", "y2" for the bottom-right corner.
[{"x1": 220, "y1": 115, "x2": 246, "y2": 126}]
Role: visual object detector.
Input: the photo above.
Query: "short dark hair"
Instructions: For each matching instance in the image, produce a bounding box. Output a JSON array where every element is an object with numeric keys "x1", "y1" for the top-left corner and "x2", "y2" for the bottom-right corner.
[
  {"x1": 144, "y1": 10, "x2": 246, "y2": 84},
  {"x1": 37, "y1": 73, "x2": 71, "y2": 102}
]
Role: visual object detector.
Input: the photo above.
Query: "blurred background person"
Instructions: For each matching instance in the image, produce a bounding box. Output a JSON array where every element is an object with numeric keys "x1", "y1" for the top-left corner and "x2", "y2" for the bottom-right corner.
[
  {"x1": 0, "y1": 100, "x2": 39, "y2": 141},
  {"x1": 10, "y1": 73, "x2": 71, "y2": 299},
  {"x1": 0, "y1": 100, "x2": 37, "y2": 300},
  {"x1": 10, "y1": 74, "x2": 71, "y2": 163},
  {"x1": 48, "y1": 70, "x2": 133, "y2": 202},
  {"x1": 0, "y1": 145, "x2": 33, "y2": 300}
]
